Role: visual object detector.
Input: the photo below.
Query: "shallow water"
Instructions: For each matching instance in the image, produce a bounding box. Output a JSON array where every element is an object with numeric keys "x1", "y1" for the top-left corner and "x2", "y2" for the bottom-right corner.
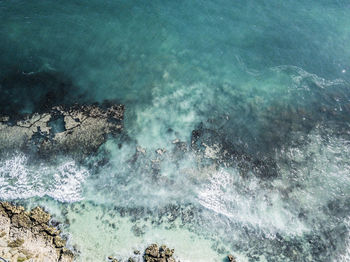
[{"x1": 1, "y1": 0, "x2": 350, "y2": 261}]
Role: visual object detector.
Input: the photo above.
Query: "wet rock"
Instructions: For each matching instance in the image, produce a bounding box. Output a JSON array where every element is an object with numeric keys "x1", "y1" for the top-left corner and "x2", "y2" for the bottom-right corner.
[
  {"x1": 137, "y1": 146, "x2": 146, "y2": 154},
  {"x1": 30, "y1": 206, "x2": 51, "y2": 224},
  {"x1": 143, "y1": 244, "x2": 176, "y2": 262},
  {"x1": 42, "y1": 224, "x2": 61, "y2": 236},
  {"x1": 60, "y1": 248, "x2": 74, "y2": 262},
  {"x1": 0, "y1": 202, "x2": 74, "y2": 262},
  {"x1": 145, "y1": 244, "x2": 159, "y2": 258},
  {"x1": 0, "y1": 103, "x2": 124, "y2": 157},
  {"x1": 227, "y1": 254, "x2": 236, "y2": 262},
  {"x1": 156, "y1": 148, "x2": 166, "y2": 155},
  {"x1": 54, "y1": 236, "x2": 66, "y2": 248},
  {"x1": 107, "y1": 256, "x2": 119, "y2": 262}
]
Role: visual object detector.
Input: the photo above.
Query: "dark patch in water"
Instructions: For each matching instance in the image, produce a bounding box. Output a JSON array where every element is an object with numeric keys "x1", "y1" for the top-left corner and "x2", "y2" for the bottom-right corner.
[
  {"x1": 191, "y1": 124, "x2": 278, "y2": 179},
  {"x1": 47, "y1": 114, "x2": 66, "y2": 135},
  {"x1": 0, "y1": 70, "x2": 84, "y2": 116}
]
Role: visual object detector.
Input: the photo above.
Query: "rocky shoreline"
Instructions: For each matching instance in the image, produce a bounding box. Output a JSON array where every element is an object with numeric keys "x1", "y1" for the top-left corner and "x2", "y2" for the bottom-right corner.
[
  {"x1": 108, "y1": 244, "x2": 236, "y2": 262},
  {"x1": 0, "y1": 201, "x2": 238, "y2": 262},
  {"x1": 0, "y1": 103, "x2": 124, "y2": 157},
  {"x1": 0, "y1": 202, "x2": 74, "y2": 262}
]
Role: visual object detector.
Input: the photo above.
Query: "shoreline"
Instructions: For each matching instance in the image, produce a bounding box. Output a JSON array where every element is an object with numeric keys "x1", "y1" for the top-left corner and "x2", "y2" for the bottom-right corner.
[{"x1": 0, "y1": 201, "x2": 74, "y2": 262}]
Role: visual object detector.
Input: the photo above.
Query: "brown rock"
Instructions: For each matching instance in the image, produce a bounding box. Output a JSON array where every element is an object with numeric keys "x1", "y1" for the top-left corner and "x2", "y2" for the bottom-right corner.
[
  {"x1": 42, "y1": 223, "x2": 60, "y2": 236},
  {"x1": 30, "y1": 207, "x2": 51, "y2": 224},
  {"x1": 143, "y1": 244, "x2": 176, "y2": 262},
  {"x1": 11, "y1": 213, "x2": 32, "y2": 228},
  {"x1": 60, "y1": 248, "x2": 74, "y2": 262},
  {"x1": 8, "y1": 238, "x2": 24, "y2": 248},
  {"x1": 145, "y1": 244, "x2": 159, "y2": 258},
  {"x1": 54, "y1": 236, "x2": 66, "y2": 248},
  {"x1": 0, "y1": 201, "x2": 74, "y2": 262},
  {"x1": 1, "y1": 202, "x2": 24, "y2": 215},
  {"x1": 227, "y1": 254, "x2": 236, "y2": 262}
]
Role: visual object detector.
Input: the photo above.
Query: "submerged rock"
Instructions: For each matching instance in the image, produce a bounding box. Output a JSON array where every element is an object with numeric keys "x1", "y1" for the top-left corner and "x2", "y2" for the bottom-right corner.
[
  {"x1": 191, "y1": 126, "x2": 278, "y2": 178},
  {"x1": 0, "y1": 103, "x2": 124, "y2": 157},
  {"x1": 0, "y1": 201, "x2": 74, "y2": 262}
]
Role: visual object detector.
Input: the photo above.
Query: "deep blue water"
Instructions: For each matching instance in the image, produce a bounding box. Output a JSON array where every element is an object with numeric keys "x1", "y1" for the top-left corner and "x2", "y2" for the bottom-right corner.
[{"x1": 1, "y1": 1, "x2": 350, "y2": 261}]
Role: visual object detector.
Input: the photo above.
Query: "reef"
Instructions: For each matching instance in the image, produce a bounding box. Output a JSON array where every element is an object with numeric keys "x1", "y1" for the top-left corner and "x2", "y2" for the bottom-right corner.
[
  {"x1": 191, "y1": 125, "x2": 278, "y2": 178},
  {"x1": 0, "y1": 103, "x2": 124, "y2": 157},
  {"x1": 0, "y1": 201, "x2": 74, "y2": 262}
]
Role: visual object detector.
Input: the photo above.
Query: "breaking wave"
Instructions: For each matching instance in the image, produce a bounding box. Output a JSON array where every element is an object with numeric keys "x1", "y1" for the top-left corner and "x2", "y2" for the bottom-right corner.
[{"x1": 0, "y1": 153, "x2": 89, "y2": 202}]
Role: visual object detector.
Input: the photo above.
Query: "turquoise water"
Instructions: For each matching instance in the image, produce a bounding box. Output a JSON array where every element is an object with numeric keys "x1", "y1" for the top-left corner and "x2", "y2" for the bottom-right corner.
[{"x1": 1, "y1": 0, "x2": 350, "y2": 261}]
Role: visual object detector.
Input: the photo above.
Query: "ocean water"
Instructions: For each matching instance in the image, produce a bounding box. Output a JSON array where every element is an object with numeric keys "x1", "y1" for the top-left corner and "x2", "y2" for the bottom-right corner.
[{"x1": 1, "y1": 0, "x2": 350, "y2": 261}]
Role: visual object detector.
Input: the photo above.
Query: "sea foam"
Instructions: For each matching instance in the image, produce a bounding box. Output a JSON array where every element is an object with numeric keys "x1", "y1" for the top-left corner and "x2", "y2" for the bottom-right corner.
[{"x1": 0, "y1": 153, "x2": 89, "y2": 202}]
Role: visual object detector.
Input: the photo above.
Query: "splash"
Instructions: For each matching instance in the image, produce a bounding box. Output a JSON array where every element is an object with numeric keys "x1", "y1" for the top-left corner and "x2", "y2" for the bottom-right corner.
[{"x1": 0, "y1": 153, "x2": 89, "y2": 202}]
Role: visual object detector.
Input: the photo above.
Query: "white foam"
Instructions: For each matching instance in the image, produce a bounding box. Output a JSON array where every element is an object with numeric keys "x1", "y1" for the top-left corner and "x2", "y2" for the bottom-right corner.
[
  {"x1": 133, "y1": 82, "x2": 212, "y2": 149},
  {"x1": 0, "y1": 153, "x2": 89, "y2": 202},
  {"x1": 336, "y1": 218, "x2": 350, "y2": 262},
  {"x1": 198, "y1": 167, "x2": 308, "y2": 236}
]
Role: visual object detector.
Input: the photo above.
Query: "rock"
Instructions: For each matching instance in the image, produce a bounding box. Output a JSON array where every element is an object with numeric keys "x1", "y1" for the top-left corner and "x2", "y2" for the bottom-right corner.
[
  {"x1": 42, "y1": 224, "x2": 60, "y2": 236},
  {"x1": 0, "y1": 103, "x2": 124, "y2": 157},
  {"x1": 227, "y1": 254, "x2": 236, "y2": 262},
  {"x1": 107, "y1": 256, "x2": 119, "y2": 262},
  {"x1": 11, "y1": 213, "x2": 32, "y2": 228},
  {"x1": 54, "y1": 236, "x2": 66, "y2": 248},
  {"x1": 17, "y1": 254, "x2": 27, "y2": 262},
  {"x1": 7, "y1": 238, "x2": 24, "y2": 248},
  {"x1": 160, "y1": 245, "x2": 174, "y2": 257},
  {"x1": 60, "y1": 248, "x2": 75, "y2": 262},
  {"x1": 143, "y1": 244, "x2": 176, "y2": 262},
  {"x1": 0, "y1": 201, "x2": 74, "y2": 262},
  {"x1": 30, "y1": 206, "x2": 51, "y2": 224},
  {"x1": 1, "y1": 202, "x2": 24, "y2": 215},
  {"x1": 137, "y1": 146, "x2": 146, "y2": 154},
  {"x1": 134, "y1": 250, "x2": 141, "y2": 255},
  {"x1": 145, "y1": 244, "x2": 159, "y2": 258},
  {"x1": 155, "y1": 148, "x2": 166, "y2": 155}
]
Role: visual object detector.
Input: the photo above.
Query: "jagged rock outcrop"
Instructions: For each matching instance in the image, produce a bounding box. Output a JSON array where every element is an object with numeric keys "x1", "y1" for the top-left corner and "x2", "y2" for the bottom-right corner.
[
  {"x1": 0, "y1": 103, "x2": 124, "y2": 156},
  {"x1": 0, "y1": 202, "x2": 74, "y2": 262},
  {"x1": 143, "y1": 244, "x2": 176, "y2": 262},
  {"x1": 107, "y1": 244, "x2": 177, "y2": 262},
  {"x1": 227, "y1": 254, "x2": 237, "y2": 262}
]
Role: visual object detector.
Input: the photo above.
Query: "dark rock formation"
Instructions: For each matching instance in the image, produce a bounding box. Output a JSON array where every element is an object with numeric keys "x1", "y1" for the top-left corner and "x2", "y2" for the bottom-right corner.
[
  {"x1": 143, "y1": 244, "x2": 176, "y2": 262},
  {"x1": 0, "y1": 103, "x2": 124, "y2": 157},
  {"x1": 191, "y1": 125, "x2": 278, "y2": 178},
  {"x1": 0, "y1": 202, "x2": 74, "y2": 262},
  {"x1": 227, "y1": 254, "x2": 236, "y2": 262}
]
